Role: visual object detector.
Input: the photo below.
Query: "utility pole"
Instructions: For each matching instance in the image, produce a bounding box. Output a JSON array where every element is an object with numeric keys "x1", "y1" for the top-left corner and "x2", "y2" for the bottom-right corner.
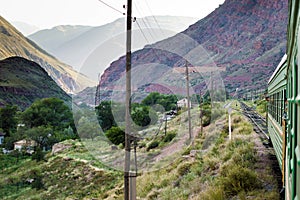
[
  {"x1": 164, "y1": 114, "x2": 167, "y2": 136},
  {"x1": 185, "y1": 61, "x2": 192, "y2": 140},
  {"x1": 199, "y1": 91, "x2": 203, "y2": 134},
  {"x1": 228, "y1": 107, "x2": 232, "y2": 140},
  {"x1": 124, "y1": 0, "x2": 134, "y2": 199},
  {"x1": 210, "y1": 71, "x2": 213, "y2": 108}
]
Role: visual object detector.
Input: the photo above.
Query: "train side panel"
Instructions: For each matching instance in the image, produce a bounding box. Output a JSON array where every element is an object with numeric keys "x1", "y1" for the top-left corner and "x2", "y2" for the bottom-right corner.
[
  {"x1": 268, "y1": 57, "x2": 287, "y2": 171},
  {"x1": 286, "y1": 0, "x2": 299, "y2": 199}
]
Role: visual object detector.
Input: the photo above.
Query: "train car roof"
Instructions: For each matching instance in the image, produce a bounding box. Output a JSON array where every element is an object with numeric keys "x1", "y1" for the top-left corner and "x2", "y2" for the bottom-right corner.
[{"x1": 268, "y1": 54, "x2": 287, "y2": 84}]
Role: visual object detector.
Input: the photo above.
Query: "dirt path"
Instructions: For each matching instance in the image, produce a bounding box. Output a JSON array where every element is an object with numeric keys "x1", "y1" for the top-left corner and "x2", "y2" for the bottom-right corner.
[{"x1": 152, "y1": 126, "x2": 201, "y2": 162}]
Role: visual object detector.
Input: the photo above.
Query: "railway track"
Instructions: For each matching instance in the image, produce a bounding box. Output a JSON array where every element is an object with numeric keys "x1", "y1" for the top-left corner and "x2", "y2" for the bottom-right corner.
[
  {"x1": 240, "y1": 101, "x2": 284, "y2": 199},
  {"x1": 240, "y1": 102, "x2": 270, "y2": 145}
]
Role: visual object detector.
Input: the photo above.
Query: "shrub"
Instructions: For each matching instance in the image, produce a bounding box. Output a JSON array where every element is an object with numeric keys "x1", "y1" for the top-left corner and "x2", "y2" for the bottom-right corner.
[
  {"x1": 200, "y1": 186, "x2": 225, "y2": 200},
  {"x1": 163, "y1": 131, "x2": 176, "y2": 143},
  {"x1": 147, "y1": 140, "x2": 159, "y2": 151},
  {"x1": 105, "y1": 126, "x2": 125, "y2": 145},
  {"x1": 221, "y1": 165, "x2": 261, "y2": 196},
  {"x1": 177, "y1": 162, "x2": 192, "y2": 176},
  {"x1": 32, "y1": 147, "x2": 45, "y2": 162}
]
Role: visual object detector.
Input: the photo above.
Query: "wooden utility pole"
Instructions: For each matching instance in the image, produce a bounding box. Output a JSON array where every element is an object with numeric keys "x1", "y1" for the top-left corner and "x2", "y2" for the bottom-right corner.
[
  {"x1": 210, "y1": 71, "x2": 213, "y2": 108},
  {"x1": 164, "y1": 114, "x2": 167, "y2": 136},
  {"x1": 185, "y1": 61, "x2": 192, "y2": 140},
  {"x1": 124, "y1": 0, "x2": 133, "y2": 199},
  {"x1": 200, "y1": 92, "x2": 203, "y2": 134}
]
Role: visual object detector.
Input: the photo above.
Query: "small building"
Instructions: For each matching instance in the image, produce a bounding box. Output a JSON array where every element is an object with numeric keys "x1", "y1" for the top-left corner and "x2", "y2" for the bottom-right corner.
[
  {"x1": 0, "y1": 132, "x2": 5, "y2": 145},
  {"x1": 14, "y1": 139, "x2": 37, "y2": 152},
  {"x1": 177, "y1": 98, "x2": 191, "y2": 108}
]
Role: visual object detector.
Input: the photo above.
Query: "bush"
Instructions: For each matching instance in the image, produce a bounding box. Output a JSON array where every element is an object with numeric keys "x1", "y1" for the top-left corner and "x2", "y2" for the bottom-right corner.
[
  {"x1": 32, "y1": 147, "x2": 45, "y2": 162},
  {"x1": 105, "y1": 126, "x2": 125, "y2": 145},
  {"x1": 177, "y1": 162, "x2": 192, "y2": 176},
  {"x1": 147, "y1": 140, "x2": 159, "y2": 151},
  {"x1": 221, "y1": 165, "x2": 261, "y2": 196},
  {"x1": 163, "y1": 132, "x2": 176, "y2": 143}
]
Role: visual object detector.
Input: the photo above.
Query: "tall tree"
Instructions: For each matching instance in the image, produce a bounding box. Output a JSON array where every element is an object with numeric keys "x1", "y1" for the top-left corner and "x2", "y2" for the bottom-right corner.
[
  {"x1": 21, "y1": 97, "x2": 73, "y2": 131},
  {"x1": 95, "y1": 101, "x2": 117, "y2": 132},
  {"x1": 0, "y1": 105, "x2": 18, "y2": 136}
]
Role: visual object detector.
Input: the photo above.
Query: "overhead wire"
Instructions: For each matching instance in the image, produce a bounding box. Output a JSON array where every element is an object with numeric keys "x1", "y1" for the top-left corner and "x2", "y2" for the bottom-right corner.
[
  {"x1": 97, "y1": 0, "x2": 125, "y2": 15},
  {"x1": 135, "y1": 19, "x2": 150, "y2": 44},
  {"x1": 143, "y1": 0, "x2": 166, "y2": 37},
  {"x1": 134, "y1": 2, "x2": 158, "y2": 41}
]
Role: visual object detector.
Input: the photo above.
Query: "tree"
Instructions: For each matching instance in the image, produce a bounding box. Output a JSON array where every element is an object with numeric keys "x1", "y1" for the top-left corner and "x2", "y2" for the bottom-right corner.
[
  {"x1": 77, "y1": 117, "x2": 100, "y2": 140},
  {"x1": 131, "y1": 103, "x2": 157, "y2": 127},
  {"x1": 21, "y1": 97, "x2": 74, "y2": 131},
  {"x1": 0, "y1": 105, "x2": 18, "y2": 136},
  {"x1": 95, "y1": 101, "x2": 117, "y2": 132},
  {"x1": 24, "y1": 125, "x2": 55, "y2": 149},
  {"x1": 106, "y1": 126, "x2": 125, "y2": 146},
  {"x1": 142, "y1": 92, "x2": 178, "y2": 111},
  {"x1": 141, "y1": 92, "x2": 161, "y2": 106}
]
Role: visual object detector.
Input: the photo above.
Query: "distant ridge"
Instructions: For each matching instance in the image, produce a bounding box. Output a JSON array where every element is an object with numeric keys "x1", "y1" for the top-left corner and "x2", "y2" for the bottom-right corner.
[{"x1": 29, "y1": 16, "x2": 198, "y2": 80}]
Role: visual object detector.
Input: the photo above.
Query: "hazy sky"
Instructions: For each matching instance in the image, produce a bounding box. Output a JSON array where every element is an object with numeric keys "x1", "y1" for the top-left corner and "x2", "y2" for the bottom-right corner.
[{"x1": 0, "y1": 0, "x2": 225, "y2": 29}]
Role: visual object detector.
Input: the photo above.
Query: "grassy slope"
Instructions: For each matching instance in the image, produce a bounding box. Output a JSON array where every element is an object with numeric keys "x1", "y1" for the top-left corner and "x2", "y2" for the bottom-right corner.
[
  {"x1": 0, "y1": 140, "x2": 122, "y2": 200},
  {"x1": 0, "y1": 16, "x2": 95, "y2": 93},
  {"x1": 133, "y1": 101, "x2": 279, "y2": 200},
  {"x1": 0, "y1": 101, "x2": 279, "y2": 199}
]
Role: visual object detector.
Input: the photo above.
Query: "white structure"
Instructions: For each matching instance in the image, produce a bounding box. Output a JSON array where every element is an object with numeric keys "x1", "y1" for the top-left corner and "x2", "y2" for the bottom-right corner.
[
  {"x1": 14, "y1": 139, "x2": 36, "y2": 151},
  {"x1": 177, "y1": 98, "x2": 191, "y2": 108},
  {"x1": 0, "y1": 132, "x2": 5, "y2": 145}
]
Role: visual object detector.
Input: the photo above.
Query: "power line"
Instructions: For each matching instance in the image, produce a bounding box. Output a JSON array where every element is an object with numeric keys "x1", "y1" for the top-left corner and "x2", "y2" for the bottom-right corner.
[
  {"x1": 135, "y1": 19, "x2": 150, "y2": 44},
  {"x1": 133, "y1": 3, "x2": 157, "y2": 41},
  {"x1": 98, "y1": 0, "x2": 125, "y2": 15},
  {"x1": 143, "y1": 0, "x2": 166, "y2": 37}
]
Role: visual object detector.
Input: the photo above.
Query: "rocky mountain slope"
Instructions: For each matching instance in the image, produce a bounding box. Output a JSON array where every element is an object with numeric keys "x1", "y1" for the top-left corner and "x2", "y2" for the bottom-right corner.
[
  {"x1": 0, "y1": 57, "x2": 71, "y2": 110},
  {"x1": 29, "y1": 16, "x2": 197, "y2": 80},
  {"x1": 0, "y1": 16, "x2": 96, "y2": 93},
  {"x1": 98, "y1": 0, "x2": 287, "y2": 97}
]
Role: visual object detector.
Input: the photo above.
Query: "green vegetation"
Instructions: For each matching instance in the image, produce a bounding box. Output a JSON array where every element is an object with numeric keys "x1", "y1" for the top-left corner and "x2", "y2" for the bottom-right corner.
[
  {"x1": 0, "y1": 105, "x2": 18, "y2": 136},
  {"x1": 255, "y1": 99, "x2": 267, "y2": 116},
  {"x1": 141, "y1": 92, "x2": 178, "y2": 111},
  {"x1": 0, "y1": 57, "x2": 72, "y2": 110},
  {"x1": 0, "y1": 141, "x2": 122, "y2": 200},
  {"x1": 244, "y1": 99, "x2": 267, "y2": 117},
  {"x1": 94, "y1": 92, "x2": 179, "y2": 146},
  {"x1": 0, "y1": 98, "x2": 77, "y2": 151},
  {"x1": 0, "y1": 98, "x2": 280, "y2": 199},
  {"x1": 105, "y1": 126, "x2": 125, "y2": 146},
  {"x1": 134, "y1": 102, "x2": 280, "y2": 200}
]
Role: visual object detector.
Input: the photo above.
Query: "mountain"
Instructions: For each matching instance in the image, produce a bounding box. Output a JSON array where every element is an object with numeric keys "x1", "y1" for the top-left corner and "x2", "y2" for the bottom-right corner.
[
  {"x1": 28, "y1": 25, "x2": 92, "y2": 54},
  {"x1": 97, "y1": 0, "x2": 287, "y2": 98},
  {"x1": 11, "y1": 21, "x2": 40, "y2": 36},
  {"x1": 0, "y1": 16, "x2": 96, "y2": 93},
  {"x1": 29, "y1": 16, "x2": 197, "y2": 80},
  {"x1": 0, "y1": 57, "x2": 71, "y2": 110}
]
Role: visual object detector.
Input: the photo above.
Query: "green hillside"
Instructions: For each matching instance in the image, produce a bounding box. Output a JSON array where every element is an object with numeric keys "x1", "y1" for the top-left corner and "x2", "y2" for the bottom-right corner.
[
  {"x1": 0, "y1": 56, "x2": 71, "y2": 110},
  {"x1": 0, "y1": 102, "x2": 280, "y2": 199},
  {"x1": 0, "y1": 16, "x2": 95, "y2": 93}
]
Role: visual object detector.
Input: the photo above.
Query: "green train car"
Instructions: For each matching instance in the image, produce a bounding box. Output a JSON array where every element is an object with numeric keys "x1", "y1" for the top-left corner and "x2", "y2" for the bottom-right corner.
[
  {"x1": 267, "y1": 0, "x2": 300, "y2": 199},
  {"x1": 267, "y1": 55, "x2": 287, "y2": 175}
]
